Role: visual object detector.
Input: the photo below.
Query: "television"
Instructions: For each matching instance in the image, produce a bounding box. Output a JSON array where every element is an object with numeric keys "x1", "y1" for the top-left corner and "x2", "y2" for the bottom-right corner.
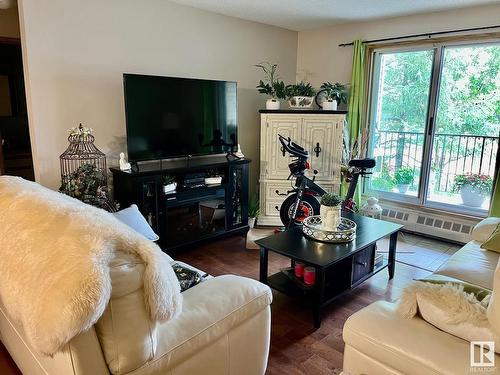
[{"x1": 124, "y1": 73, "x2": 237, "y2": 162}]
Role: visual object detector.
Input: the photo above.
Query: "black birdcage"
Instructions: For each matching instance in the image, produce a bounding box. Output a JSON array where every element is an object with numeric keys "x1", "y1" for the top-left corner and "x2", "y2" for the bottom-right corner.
[{"x1": 59, "y1": 124, "x2": 110, "y2": 208}]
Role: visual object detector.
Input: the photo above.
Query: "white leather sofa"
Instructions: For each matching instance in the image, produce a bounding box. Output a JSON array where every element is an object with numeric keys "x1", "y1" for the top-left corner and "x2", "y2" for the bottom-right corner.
[
  {"x1": 0, "y1": 251, "x2": 273, "y2": 375},
  {"x1": 342, "y1": 217, "x2": 500, "y2": 375}
]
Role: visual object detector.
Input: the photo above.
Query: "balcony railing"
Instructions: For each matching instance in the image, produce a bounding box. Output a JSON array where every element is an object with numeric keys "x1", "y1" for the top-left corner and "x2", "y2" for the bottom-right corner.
[{"x1": 372, "y1": 130, "x2": 499, "y2": 194}]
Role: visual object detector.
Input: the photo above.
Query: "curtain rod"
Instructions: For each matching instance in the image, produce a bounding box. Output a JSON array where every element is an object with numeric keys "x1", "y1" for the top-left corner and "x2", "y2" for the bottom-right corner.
[{"x1": 338, "y1": 24, "x2": 500, "y2": 47}]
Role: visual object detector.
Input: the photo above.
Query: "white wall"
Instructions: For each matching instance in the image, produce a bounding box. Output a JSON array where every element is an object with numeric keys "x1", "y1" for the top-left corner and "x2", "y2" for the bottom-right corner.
[
  {"x1": 297, "y1": 3, "x2": 500, "y2": 87},
  {"x1": 18, "y1": 0, "x2": 298, "y2": 192},
  {"x1": 0, "y1": 7, "x2": 19, "y2": 38}
]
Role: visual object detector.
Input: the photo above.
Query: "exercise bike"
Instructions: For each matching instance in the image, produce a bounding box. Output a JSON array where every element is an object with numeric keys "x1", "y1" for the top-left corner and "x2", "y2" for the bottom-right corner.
[{"x1": 277, "y1": 134, "x2": 375, "y2": 228}]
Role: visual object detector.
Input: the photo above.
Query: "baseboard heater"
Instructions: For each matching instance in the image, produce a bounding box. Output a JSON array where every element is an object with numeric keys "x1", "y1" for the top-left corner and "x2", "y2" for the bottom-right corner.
[{"x1": 377, "y1": 200, "x2": 481, "y2": 244}]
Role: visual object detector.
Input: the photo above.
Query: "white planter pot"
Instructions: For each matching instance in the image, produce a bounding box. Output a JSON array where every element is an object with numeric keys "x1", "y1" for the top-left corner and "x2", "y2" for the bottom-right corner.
[
  {"x1": 248, "y1": 217, "x2": 256, "y2": 229},
  {"x1": 322, "y1": 100, "x2": 337, "y2": 110},
  {"x1": 460, "y1": 184, "x2": 487, "y2": 207},
  {"x1": 163, "y1": 182, "x2": 177, "y2": 194},
  {"x1": 266, "y1": 98, "x2": 280, "y2": 110},
  {"x1": 320, "y1": 204, "x2": 341, "y2": 230},
  {"x1": 288, "y1": 96, "x2": 314, "y2": 108},
  {"x1": 397, "y1": 184, "x2": 410, "y2": 194}
]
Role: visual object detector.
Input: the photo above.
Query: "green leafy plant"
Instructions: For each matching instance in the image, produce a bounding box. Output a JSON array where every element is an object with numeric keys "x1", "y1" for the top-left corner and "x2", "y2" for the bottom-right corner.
[
  {"x1": 163, "y1": 175, "x2": 176, "y2": 185},
  {"x1": 370, "y1": 164, "x2": 395, "y2": 191},
  {"x1": 255, "y1": 62, "x2": 286, "y2": 100},
  {"x1": 320, "y1": 193, "x2": 342, "y2": 207},
  {"x1": 320, "y1": 82, "x2": 348, "y2": 105},
  {"x1": 393, "y1": 167, "x2": 414, "y2": 185},
  {"x1": 285, "y1": 81, "x2": 316, "y2": 98},
  {"x1": 248, "y1": 195, "x2": 260, "y2": 218},
  {"x1": 59, "y1": 163, "x2": 108, "y2": 207},
  {"x1": 453, "y1": 173, "x2": 493, "y2": 195}
]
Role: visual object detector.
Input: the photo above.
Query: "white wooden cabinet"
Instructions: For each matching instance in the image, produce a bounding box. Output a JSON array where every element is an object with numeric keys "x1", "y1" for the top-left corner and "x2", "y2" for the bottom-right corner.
[{"x1": 258, "y1": 111, "x2": 345, "y2": 226}]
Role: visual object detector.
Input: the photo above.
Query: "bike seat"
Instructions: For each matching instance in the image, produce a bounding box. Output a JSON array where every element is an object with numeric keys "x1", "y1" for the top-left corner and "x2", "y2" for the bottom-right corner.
[{"x1": 349, "y1": 158, "x2": 376, "y2": 169}]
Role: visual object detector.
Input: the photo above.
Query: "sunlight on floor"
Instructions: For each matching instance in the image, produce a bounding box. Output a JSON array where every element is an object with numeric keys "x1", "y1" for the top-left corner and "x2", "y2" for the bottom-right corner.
[{"x1": 377, "y1": 232, "x2": 461, "y2": 272}]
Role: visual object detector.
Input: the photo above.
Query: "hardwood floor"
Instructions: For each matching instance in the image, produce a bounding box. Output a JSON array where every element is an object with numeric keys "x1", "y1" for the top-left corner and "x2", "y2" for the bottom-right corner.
[
  {"x1": 0, "y1": 341, "x2": 21, "y2": 375},
  {"x1": 0, "y1": 233, "x2": 432, "y2": 375}
]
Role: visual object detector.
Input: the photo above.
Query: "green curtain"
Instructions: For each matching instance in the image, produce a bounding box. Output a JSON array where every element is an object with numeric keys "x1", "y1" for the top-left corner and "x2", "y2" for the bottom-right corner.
[
  {"x1": 491, "y1": 168, "x2": 500, "y2": 217},
  {"x1": 342, "y1": 39, "x2": 366, "y2": 206}
]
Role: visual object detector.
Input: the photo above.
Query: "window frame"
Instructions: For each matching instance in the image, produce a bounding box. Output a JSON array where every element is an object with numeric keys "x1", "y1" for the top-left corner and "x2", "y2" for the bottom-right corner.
[{"x1": 363, "y1": 37, "x2": 500, "y2": 218}]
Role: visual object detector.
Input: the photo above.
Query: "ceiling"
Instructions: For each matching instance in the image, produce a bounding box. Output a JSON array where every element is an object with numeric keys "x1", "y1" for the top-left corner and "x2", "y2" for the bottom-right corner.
[{"x1": 168, "y1": 0, "x2": 500, "y2": 31}]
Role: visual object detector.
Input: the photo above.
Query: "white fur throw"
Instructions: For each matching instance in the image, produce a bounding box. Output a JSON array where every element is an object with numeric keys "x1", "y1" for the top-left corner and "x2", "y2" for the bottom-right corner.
[
  {"x1": 397, "y1": 281, "x2": 490, "y2": 324},
  {"x1": 397, "y1": 281, "x2": 500, "y2": 353},
  {"x1": 0, "y1": 176, "x2": 182, "y2": 355}
]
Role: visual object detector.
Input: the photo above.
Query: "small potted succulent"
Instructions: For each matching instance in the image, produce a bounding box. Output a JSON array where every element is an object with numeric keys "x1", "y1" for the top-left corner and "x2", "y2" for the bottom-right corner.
[
  {"x1": 255, "y1": 62, "x2": 286, "y2": 110},
  {"x1": 393, "y1": 167, "x2": 414, "y2": 194},
  {"x1": 248, "y1": 195, "x2": 260, "y2": 229},
  {"x1": 454, "y1": 173, "x2": 493, "y2": 208},
  {"x1": 317, "y1": 82, "x2": 348, "y2": 110},
  {"x1": 320, "y1": 193, "x2": 343, "y2": 230},
  {"x1": 163, "y1": 175, "x2": 177, "y2": 194},
  {"x1": 286, "y1": 81, "x2": 316, "y2": 109}
]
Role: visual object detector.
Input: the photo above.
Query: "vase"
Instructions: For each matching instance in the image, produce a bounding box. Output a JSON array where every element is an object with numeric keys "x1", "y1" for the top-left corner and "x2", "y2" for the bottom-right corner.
[
  {"x1": 248, "y1": 217, "x2": 256, "y2": 229},
  {"x1": 288, "y1": 96, "x2": 314, "y2": 109},
  {"x1": 322, "y1": 101, "x2": 337, "y2": 110},
  {"x1": 397, "y1": 184, "x2": 410, "y2": 194},
  {"x1": 266, "y1": 98, "x2": 280, "y2": 110},
  {"x1": 320, "y1": 204, "x2": 341, "y2": 230},
  {"x1": 460, "y1": 184, "x2": 487, "y2": 207},
  {"x1": 163, "y1": 182, "x2": 177, "y2": 194}
]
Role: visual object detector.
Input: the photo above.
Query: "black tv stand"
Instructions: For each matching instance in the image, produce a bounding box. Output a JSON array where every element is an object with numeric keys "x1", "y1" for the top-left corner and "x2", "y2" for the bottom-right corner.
[
  {"x1": 111, "y1": 156, "x2": 250, "y2": 252},
  {"x1": 225, "y1": 151, "x2": 242, "y2": 161}
]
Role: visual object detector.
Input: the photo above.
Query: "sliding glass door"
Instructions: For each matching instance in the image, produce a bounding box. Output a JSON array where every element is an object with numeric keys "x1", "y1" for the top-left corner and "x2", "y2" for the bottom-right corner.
[{"x1": 367, "y1": 41, "x2": 500, "y2": 216}]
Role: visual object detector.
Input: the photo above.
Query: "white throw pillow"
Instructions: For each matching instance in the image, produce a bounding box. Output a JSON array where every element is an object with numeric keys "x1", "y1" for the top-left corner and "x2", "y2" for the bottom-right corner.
[
  {"x1": 398, "y1": 281, "x2": 500, "y2": 353},
  {"x1": 113, "y1": 204, "x2": 159, "y2": 241},
  {"x1": 472, "y1": 217, "x2": 500, "y2": 243}
]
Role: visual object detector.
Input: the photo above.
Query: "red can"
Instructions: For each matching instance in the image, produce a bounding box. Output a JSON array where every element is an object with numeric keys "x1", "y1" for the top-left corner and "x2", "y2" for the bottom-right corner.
[{"x1": 303, "y1": 267, "x2": 316, "y2": 285}]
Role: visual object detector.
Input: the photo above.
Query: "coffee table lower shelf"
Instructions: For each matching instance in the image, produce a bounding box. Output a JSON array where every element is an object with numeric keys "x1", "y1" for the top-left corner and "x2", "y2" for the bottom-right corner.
[
  {"x1": 264, "y1": 254, "x2": 392, "y2": 327},
  {"x1": 268, "y1": 260, "x2": 390, "y2": 305}
]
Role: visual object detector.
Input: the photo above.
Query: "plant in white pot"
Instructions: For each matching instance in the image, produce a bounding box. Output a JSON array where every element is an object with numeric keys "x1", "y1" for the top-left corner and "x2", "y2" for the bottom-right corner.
[
  {"x1": 453, "y1": 173, "x2": 493, "y2": 208},
  {"x1": 286, "y1": 81, "x2": 316, "y2": 109},
  {"x1": 255, "y1": 62, "x2": 286, "y2": 110},
  {"x1": 320, "y1": 193, "x2": 343, "y2": 230},
  {"x1": 248, "y1": 195, "x2": 260, "y2": 229},
  {"x1": 163, "y1": 175, "x2": 177, "y2": 194},
  {"x1": 317, "y1": 82, "x2": 348, "y2": 110},
  {"x1": 393, "y1": 167, "x2": 414, "y2": 194}
]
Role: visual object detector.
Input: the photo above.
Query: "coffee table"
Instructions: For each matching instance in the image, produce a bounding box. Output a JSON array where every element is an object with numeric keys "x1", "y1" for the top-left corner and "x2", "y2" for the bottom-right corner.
[{"x1": 255, "y1": 213, "x2": 402, "y2": 327}]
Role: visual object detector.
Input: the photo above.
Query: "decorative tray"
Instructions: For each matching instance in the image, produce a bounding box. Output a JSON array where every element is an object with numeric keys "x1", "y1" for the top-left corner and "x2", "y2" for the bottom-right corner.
[{"x1": 302, "y1": 216, "x2": 356, "y2": 243}]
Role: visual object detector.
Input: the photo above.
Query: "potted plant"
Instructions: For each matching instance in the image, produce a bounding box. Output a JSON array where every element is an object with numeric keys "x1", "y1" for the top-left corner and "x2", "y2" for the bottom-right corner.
[
  {"x1": 453, "y1": 173, "x2": 493, "y2": 207},
  {"x1": 255, "y1": 62, "x2": 286, "y2": 110},
  {"x1": 286, "y1": 81, "x2": 316, "y2": 109},
  {"x1": 317, "y1": 82, "x2": 348, "y2": 110},
  {"x1": 163, "y1": 175, "x2": 177, "y2": 194},
  {"x1": 320, "y1": 193, "x2": 343, "y2": 230},
  {"x1": 248, "y1": 195, "x2": 260, "y2": 229},
  {"x1": 393, "y1": 167, "x2": 414, "y2": 194}
]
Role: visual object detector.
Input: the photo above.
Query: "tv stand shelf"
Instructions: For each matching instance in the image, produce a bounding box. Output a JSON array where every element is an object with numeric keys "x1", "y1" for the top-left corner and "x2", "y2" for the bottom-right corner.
[{"x1": 111, "y1": 156, "x2": 250, "y2": 252}]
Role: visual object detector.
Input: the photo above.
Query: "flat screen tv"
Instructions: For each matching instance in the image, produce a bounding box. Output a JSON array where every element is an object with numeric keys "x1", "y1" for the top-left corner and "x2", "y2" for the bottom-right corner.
[{"x1": 124, "y1": 73, "x2": 237, "y2": 162}]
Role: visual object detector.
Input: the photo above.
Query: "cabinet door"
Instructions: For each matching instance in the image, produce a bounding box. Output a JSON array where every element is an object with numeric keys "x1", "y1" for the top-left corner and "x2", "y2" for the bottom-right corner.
[
  {"x1": 302, "y1": 116, "x2": 343, "y2": 181},
  {"x1": 261, "y1": 116, "x2": 301, "y2": 180}
]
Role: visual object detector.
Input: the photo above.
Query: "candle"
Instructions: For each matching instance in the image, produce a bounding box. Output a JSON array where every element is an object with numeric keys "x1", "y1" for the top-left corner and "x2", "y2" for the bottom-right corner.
[
  {"x1": 294, "y1": 262, "x2": 305, "y2": 278},
  {"x1": 303, "y1": 267, "x2": 316, "y2": 285}
]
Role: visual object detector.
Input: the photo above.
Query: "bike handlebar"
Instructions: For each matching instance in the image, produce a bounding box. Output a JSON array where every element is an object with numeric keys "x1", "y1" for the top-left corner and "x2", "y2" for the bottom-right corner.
[{"x1": 278, "y1": 134, "x2": 309, "y2": 159}]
